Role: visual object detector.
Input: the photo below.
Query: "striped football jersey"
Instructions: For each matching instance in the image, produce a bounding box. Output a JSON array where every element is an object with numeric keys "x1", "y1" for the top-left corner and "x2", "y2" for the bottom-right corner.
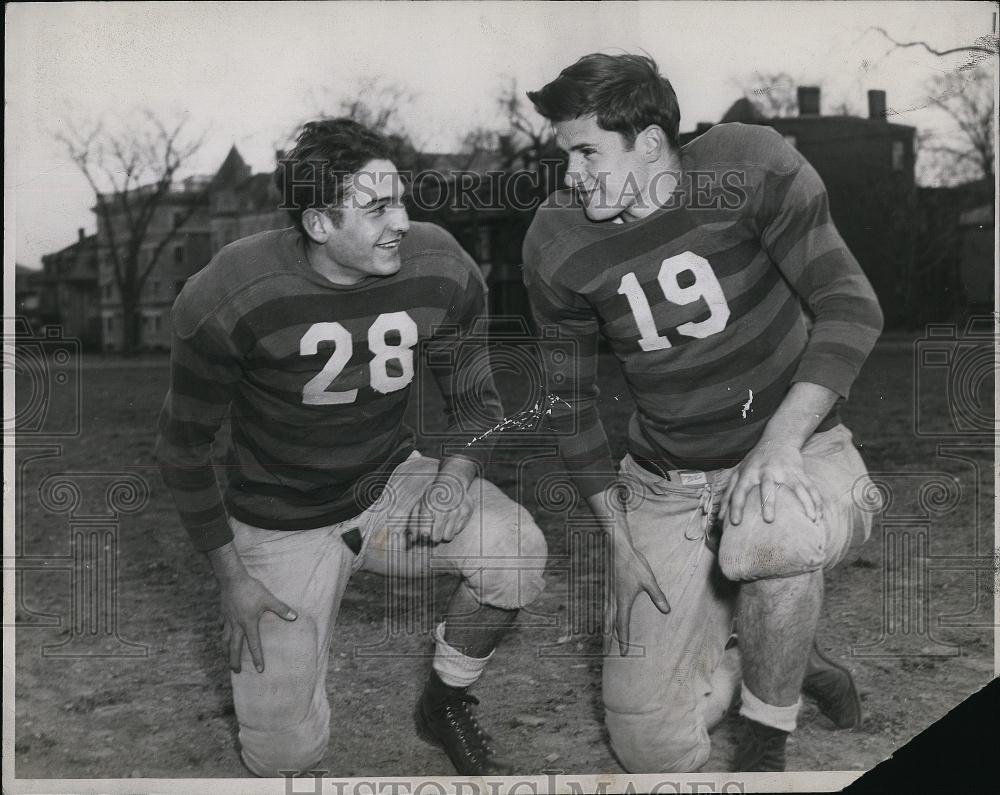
[
  {"x1": 523, "y1": 123, "x2": 883, "y2": 498},
  {"x1": 155, "y1": 222, "x2": 502, "y2": 551}
]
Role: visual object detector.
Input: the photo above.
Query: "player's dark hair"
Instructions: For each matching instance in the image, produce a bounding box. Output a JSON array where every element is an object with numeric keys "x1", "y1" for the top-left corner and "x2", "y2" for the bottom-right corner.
[
  {"x1": 527, "y1": 53, "x2": 681, "y2": 151},
  {"x1": 276, "y1": 118, "x2": 394, "y2": 232}
]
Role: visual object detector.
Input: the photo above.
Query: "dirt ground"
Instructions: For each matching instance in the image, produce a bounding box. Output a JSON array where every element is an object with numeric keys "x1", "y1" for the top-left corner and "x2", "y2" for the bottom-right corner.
[{"x1": 12, "y1": 335, "x2": 996, "y2": 781}]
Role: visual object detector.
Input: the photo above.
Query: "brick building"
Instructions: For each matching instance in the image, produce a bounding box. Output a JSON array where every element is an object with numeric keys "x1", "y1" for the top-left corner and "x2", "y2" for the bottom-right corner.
[
  {"x1": 39, "y1": 228, "x2": 102, "y2": 350},
  {"x1": 683, "y1": 87, "x2": 918, "y2": 327},
  {"x1": 96, "y1": 180, "x2": 212, "y2": 352},
  {"x1": 209, "y1": 146, "x2": 286, "y2": 252},
  {"x1": 14, "y1": 264, "x2": 46, "y2": 333}
]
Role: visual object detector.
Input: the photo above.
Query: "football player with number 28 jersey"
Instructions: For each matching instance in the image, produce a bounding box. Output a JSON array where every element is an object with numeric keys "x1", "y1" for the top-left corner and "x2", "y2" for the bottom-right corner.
[
  {"x1": 156, "y1": 118, "x2": 547, "y2": 777},
  {"x1": 523, "y1": 54, "x2": 883, "y2": 773}
]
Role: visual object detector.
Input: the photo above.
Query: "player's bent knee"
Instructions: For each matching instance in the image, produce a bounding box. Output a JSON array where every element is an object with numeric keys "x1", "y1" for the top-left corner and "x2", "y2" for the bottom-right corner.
[
  {"x1": 478, "y1": 511, "x2": 548, "y2": 609},
  {"x1": 232, "y1": 613, "x2": 321, "y2": 730},
  {"x1": 719, "y1": 494, "x2": 826, "y2": 581},
  {"x1": 606, "y1": 712, "x2": 710, "y2": 774},
  {"x1": 234, "y1": 613, "x2": 330, "y2": 777},
  {"x1": 240, "y1": 723, "x2": 329, "y2": 778}
]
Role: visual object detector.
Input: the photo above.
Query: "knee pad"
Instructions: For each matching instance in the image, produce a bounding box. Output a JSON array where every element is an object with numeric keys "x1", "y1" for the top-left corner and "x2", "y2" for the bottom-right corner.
[
  {"x1": 718, "y1": 487, "x2": 825, "y2": 581},
  {"x1": 477, "y1": 511, "x2": 548, "y2": 609},
  {"x1": 233, "y1": 613, "x2": 330, "y2": 774},
  {"x1": 240, "y1": 724, "x2": 329, "y2": 778},
  {"x1": 606, "y1": 709, "x2": 710, "y2": 774}
]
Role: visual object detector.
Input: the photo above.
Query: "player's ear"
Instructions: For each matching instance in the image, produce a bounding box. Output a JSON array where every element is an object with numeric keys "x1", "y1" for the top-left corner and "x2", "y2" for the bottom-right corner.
[
  {"x1": 301, "y1": 208, "x2": 330, "y2": 244},
  {"x1": 637, "y1": 125, "x2": 668, "y2": 163}
]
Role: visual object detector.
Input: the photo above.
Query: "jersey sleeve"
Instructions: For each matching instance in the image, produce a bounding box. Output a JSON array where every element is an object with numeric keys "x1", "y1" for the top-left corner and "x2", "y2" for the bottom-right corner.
[
  {"x1": 757, "y1": 131, "x2": 884, "y2": 398},
  {"x1": 154, "y1": 298, "x2": 241, "y2": 552},
  {"x1": 523, "y1": 221, "x2": 615, "y2": 500},
  {"x1": 423, "y1": 251, "x2": 504, "y2": 468}
]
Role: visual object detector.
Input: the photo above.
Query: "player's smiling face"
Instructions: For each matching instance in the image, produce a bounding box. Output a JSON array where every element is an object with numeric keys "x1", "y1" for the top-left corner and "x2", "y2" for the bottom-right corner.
[
  {"x1": 555, "y1": 115, "x2": 651, "y2": 222},
  {"x1": 304, "y1": 158, "x2": 410, "y2": 285}
]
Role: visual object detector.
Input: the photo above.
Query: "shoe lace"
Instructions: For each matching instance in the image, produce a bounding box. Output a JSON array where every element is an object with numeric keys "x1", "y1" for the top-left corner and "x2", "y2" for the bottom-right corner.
[{"x1": 433, "y1": 693, "x2": 497, "y2": 762}]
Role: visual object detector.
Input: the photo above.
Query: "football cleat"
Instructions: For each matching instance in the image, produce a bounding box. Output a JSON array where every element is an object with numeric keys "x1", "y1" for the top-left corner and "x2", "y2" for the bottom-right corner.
[
  {"x1": 415, "y1": 687, "x2": 514, "y2": 775},
  {"x1": 802, "y1": 641, "x2": 863, "y2": 729},
  {"x1": 732, "y1": 717, "x2": 788, "y2": 772}
]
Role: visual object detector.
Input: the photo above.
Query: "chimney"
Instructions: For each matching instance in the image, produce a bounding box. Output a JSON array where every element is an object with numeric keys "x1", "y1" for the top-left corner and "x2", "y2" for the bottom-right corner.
[
  {"x1": 868, "y1": 90, "x2": 887, "y2": 121},
  {"x1": 275, "y1": 149, "x2": 286, "y2": 163},
  {"x1": 498, "y1": 135, "x2": 513, "y2": 158},
  {"x1": 797, "y1": 86, "x2": 821, "y2": 116},
  {"x1": 78, "y1": 227, "x2": 85, "y2": 241}
]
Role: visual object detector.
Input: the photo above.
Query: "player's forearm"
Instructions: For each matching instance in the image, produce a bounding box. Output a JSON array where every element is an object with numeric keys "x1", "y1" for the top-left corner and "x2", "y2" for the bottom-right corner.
[
  {"x1": 757, "y1": 381, "x2": 839, "y2": 450},
  {"x1": 155, "y1": 437, "x2": 233, "y2": 551},
  {"x1": 585, "y1": 490, "x2": 640, "y2": 550},
  {"x1": 205, "y1": 541, "x2": 250, "y2": 586},
  {"x1": 155, "y1": 386, "x2": 235, "y2": 550},
  {"x1": 794, "y1": 285, "x2": 884, "y2": 398}
]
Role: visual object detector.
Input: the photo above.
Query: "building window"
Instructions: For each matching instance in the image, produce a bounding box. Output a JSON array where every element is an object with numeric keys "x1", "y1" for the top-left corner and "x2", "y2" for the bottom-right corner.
[
  {"x1": 174, "y1": 211, "x2": 185, "y2": 229},
  {"x1": 106, "y1": 316, "x2": 114, "y2": 333},
  {"x1": 154, "y1": 315, "x2": 162, "y2": 332},
  {"x1": 152, "y1": 279, "x2": 160, "y2": 298},
  {"x1": 173, "y1": 245, "x2": 185, "y2": 265},
  {"x1": 783, "y1": 134, "x2": 797, "y2": 149},
  {"x1": 104, "y1": 283, "x2": 113, "y2": 299},
  {"x1": 892, "y1": 141, "x2": 905, "y2": 171}
]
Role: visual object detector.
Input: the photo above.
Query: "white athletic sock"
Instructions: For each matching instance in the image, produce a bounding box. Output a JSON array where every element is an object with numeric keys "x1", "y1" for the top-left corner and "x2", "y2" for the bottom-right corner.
[
  {"x1": 432, "y1": 621, "x2": 493, "y2": 688},
  {"x1": 739, "y1": 682, "x2": 801, "y2": 733}
]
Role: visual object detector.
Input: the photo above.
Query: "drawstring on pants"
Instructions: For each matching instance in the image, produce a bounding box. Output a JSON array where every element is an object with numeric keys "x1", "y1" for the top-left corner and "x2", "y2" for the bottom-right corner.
[{"x1": 683, "y1": 483, "x2": 715, "y2": 542}]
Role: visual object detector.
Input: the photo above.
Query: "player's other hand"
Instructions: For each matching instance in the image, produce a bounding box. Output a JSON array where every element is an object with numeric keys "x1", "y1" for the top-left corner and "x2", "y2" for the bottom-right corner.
[
  {"x1": 407, "y1": 473, "x2": 474, "y2": 547},
  {"x1": 219, "y1": 575, "x2": 297, "y2": 674},
  {"x1": 721, "y1": 440, "x2": 824, "y2": 526},
  {"x1": 606, "y1": 539, "x2": 671, "y2": 657}
]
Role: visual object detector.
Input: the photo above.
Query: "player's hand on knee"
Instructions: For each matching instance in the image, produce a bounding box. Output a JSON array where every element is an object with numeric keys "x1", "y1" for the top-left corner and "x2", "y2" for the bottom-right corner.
[
  {"x1": 721, "y1": 441, "x2": 823, "y2": 525},
  {"x1": 609, "y1": 542, "x2": 671, "y2": 656},
  {"x1": 407, "y1": 477, "x2": 473, "y2": 546},
  {"x1": 219, "y1": 575, "x2": 297, "y2": 674}
]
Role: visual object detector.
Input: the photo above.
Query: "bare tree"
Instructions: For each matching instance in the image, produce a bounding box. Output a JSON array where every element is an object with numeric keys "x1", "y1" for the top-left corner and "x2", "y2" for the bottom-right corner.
[
  {"x1": 334, "y1": 77, "x2": 416, "y2": 138},
  {"x1": 456, "y1": 126, "x2": 498, "y2": 170},
  {"x1": 871, "y1": 26, "x2": 998, "y2": 65},
  {"x1": 741, "y1": 71, "x2": 800, "y2": 118},
  {"x1": 494, "y1": 77, "x2": 561, "y2": 170},
  {"x1": 829, "y1": 99, "x2": 863, "y2": 117},
  {"x1": 918, "y1": 66, "x2": 995, "y2": 185},
  {"x1": 871, "y1": 26, "x2": 997, "y2": 183},
  {"x1": 56, "y1": 111, "x2": 210, "y2": 354},
  {"x1": 296, "y1": 77, "x2": 432, "y2": 173}
]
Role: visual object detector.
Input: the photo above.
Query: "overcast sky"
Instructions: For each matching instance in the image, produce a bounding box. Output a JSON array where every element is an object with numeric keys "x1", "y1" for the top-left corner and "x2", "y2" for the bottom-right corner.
[{"x1": 5, "y1": 1, "x2": 996, "y2": 270}]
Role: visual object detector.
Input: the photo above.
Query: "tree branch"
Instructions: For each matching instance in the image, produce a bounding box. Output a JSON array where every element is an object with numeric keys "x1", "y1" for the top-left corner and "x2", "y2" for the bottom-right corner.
[{"x1": 872, "y1": 26, "x2": 999, "y2": 57}]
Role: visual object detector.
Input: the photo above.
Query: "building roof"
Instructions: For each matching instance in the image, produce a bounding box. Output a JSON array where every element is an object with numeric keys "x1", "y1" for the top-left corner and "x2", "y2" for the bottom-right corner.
[
  {"x1": 41, "y1": 233, "x2": 97, "y2": 262},
  {"x1": 213, "y1": 171, "x2": 280, "y2": 215},
  {"x1": 214, "y1": 145, "x2": 252, "y2": 187},
  {"x1": 764, "y1": 114, "x2": 915, "y2": 134},
  {"x1": 720, "y1": 98, "x2": 764, "y2": 124}
]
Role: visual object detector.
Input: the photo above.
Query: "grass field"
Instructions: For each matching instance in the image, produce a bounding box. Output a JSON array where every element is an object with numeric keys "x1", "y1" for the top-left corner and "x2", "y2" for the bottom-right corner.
[{"x1": 12, "y1": 333, "x2": 996, "y2": 779}]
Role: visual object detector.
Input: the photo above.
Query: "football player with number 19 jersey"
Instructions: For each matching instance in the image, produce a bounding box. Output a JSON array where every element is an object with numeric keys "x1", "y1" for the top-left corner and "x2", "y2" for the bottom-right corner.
[
  {"x1": 523, "y1": 54, "x2": 883, "y2": 773},
  {"x1": 156, "y1": 118, "x2": 547, "y2": 777}
]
